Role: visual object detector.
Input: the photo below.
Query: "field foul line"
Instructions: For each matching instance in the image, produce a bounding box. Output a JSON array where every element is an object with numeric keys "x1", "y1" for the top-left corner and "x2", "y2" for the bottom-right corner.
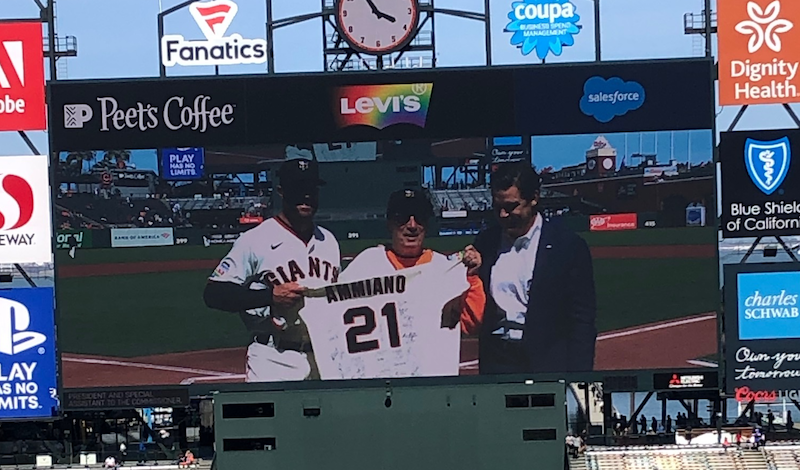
[
  {"x1": 596, "y1": 314, "x2": 716, "y2": 341},
  {"x1": 180, "y1": 374, "x2": 247, "y2": 385},
  {"x1": 62, "y1": 356, "x2": 239, "y2": 377}
]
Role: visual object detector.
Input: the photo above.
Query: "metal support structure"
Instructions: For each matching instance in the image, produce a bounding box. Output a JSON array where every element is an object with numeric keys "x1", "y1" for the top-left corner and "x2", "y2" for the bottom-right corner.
[
  {"x1": 624, "y1": 392, "x2": 653, "y2": 430},
  {"x1": 157, "y1": 0, "x2": 196, "y2": 78},
  {"x1": 594, "y1": 0, "x2": 601, "y2": 62}
]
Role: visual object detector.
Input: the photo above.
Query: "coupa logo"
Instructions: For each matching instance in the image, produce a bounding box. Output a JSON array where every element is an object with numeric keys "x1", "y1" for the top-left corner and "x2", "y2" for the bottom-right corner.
[
  {"x1": 0, "y1": 174, "x2": 34, "y2": 231},
  {"x1": 745, "y1": 136, "x2": 790, "y2": 195},
  {"x1": 505, "y1": 0, "x2": 581, "y2": 60},
  {"x1": 0, "y1": 298, "x2": 45, "y2": 355},
  {"x1": 579, "y1": 76, "x2": 645, "y2": 123},
  {"x1": 334, "y1": 83, "x2": 433, "y2": 130}
]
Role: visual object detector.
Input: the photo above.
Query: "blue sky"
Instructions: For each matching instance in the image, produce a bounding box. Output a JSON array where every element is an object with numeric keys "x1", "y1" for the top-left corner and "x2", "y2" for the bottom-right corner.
[
  {"x1": 532, "y1": 130, "x2": 713, "y2": 171},
  {"x1": 2, "y1": 0, "x2": 800, "y2": 156}
]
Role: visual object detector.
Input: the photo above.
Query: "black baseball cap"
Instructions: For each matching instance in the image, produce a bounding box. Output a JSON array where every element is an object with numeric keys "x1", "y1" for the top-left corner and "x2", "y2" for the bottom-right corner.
[
  {"x1": 386, "y1": 188, "x2": 434, "y2": 223},
  {"x1": 278, "y1": 159, "x2": 326, "y2": 186}
]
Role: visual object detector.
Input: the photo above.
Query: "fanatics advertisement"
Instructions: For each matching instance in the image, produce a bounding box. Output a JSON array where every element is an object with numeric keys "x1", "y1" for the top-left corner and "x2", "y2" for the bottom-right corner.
[
  {"x1": 724, "y1": 263, "x2": 800, "y2": 395},
  {"x1": 49, "y1": 60, "x2": 717, "y2": 390},
  {"x1": 0, "y1": 155, "x2": 54, "y2": 264},
  {"x1": 720, "y1": 129, "x2": 800, "y2": 238},
  {"x1": 0, "y1": 288, "x2": 59, "y2": 419}
]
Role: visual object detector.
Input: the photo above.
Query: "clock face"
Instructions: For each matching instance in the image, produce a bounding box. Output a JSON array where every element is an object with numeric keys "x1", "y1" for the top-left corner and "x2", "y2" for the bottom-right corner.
[
  {"x1": 587, "y1": 159, "x2": 596, "y2": 170},
  {"x1": 602, "y1": 158, "x2": 614, "y2": 170},
  {"x1": 337, "y1": 0, "x2": 419, "y2": 54}
]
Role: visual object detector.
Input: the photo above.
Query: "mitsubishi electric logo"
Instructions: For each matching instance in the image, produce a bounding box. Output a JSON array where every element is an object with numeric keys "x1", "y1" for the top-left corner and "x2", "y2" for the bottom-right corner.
[
  {"x1": 735, "y1": 1, "x2": 793, "y2": 53},
  {"x1": 161, "y1": 0, "x2": 268, "y2": 67},
  {"x1": 0, "y1": 298, "x2": 45, "y2": 356}
]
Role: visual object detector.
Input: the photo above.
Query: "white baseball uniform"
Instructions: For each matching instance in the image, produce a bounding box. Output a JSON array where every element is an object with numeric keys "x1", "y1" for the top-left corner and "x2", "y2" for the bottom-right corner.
[
  {"x1": 208, "y1": 217, "x2": 340, "y2": 382},
  {"x1": 299, "y1": 246, "x2": 469, "y2": 380}
]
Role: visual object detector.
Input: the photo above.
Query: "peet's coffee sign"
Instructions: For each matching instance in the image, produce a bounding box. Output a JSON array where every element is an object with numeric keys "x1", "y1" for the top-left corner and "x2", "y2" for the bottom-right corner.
[
  {"x1": 721, "y1": 129, "x2": 800, "y2": 238},
  {"x1": 63, "y1": 388, "x2": 190, "y2": 410}
]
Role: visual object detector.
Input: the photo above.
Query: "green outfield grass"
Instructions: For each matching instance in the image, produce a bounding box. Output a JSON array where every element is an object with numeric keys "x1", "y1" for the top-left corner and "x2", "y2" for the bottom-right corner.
[{"x1": 56, "y1": 256, "x2": 720, "y2": 358}]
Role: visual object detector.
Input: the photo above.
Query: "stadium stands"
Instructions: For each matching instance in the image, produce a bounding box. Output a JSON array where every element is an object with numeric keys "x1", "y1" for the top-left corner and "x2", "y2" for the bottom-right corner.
[
  {"x1": 582, "y1": 445, "x2": 770, "y2": 470},
  {"x1": 763, "y1": 444, "x2": 800, "y2": 470},
  {"x1": 56, "y1": 193, "x2": 175, "y2": 228},
  {"x1": 429, "y1": 188, "x2": 491, "y2": 212}
]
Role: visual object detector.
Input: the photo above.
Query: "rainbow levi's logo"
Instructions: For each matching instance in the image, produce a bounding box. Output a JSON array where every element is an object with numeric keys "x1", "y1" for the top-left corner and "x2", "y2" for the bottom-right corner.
[{"x1": 335, "y1": 83, "x2": 433, "y2": 130}]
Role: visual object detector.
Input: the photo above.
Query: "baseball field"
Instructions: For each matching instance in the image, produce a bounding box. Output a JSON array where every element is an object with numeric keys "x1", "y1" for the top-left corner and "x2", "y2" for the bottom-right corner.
[{"x1": 55, "y1": 226, "x2": 720, "y2": 388}]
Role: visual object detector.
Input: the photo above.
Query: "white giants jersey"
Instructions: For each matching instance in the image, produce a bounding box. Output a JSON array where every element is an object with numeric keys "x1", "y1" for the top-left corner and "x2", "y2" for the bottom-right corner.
[
  {"x1": 209, "y1": 218, "x2": 341, "y2": 319},
  {"x1": 299, "y1": 247, "x2": 469, "y2": 380}
]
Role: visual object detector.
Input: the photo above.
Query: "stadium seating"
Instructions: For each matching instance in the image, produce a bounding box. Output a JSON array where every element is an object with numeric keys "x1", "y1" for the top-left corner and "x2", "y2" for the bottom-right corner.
[
  {"x1": 582, "y1": 445, "x2": 770, "y2": 470},
  {"x1": 763, "y1": 444, "x2": 800, "y2": 470},
  {"x1": 429, "y1": 188, "x2": 491, "y2": 212}
]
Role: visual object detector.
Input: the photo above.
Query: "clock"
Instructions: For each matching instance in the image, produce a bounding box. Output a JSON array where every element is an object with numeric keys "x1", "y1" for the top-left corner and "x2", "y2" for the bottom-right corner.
[
  {"x1": 587, "y1": 159, "x2": 596, "y2": 170},
  {"x1": 602, "y1": 158, "x2": 614, "y2": 170},
  {"x1": 336, "y1": 0, "x2": 420, "y2": 54}
]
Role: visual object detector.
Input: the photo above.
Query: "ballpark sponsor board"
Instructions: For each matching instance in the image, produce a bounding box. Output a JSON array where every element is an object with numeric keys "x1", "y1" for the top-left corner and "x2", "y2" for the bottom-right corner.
[
  {"x1": 0, "y1": 155, "x2": 54, "y2": 264},
  {"x1": 718, "y1": 0, "x2": 800, "y2": 105},
  {"x1": 162, "y1": 147, "x2": 205, "y2": 180},
  {"x1": 55, "y1": 230, "x2": 92, "y2": 250},
  {"x1": 49, "y1": 61, "x2": 716, "y2": 389},
  {"x1": 0, "y1": 288, "x2": 59, "y2": 419},
  {"x1": 653, "y1": 371, "x2": 718, "y2": 390},
  {"x1": 724, "y1": 263, "x2": 800, "y2": 394},
  {"x1": 111, "y1": 228, "x2": 175, "y2": 248},
  {"x1": 0, "y1": 22, "x2": 46, "y2": 131},
  {"x1": 589, "y1": 213, "x2": 637, "y2": 232},
  {"x1": 720, "y1": 129, "x2": 800, "y2": 238}
]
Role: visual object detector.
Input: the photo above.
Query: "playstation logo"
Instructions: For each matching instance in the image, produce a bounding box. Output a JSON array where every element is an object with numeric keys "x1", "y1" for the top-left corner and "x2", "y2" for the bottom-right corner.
[{"x1": 0, "y1": 298, "x2": 46, "y2": 355}]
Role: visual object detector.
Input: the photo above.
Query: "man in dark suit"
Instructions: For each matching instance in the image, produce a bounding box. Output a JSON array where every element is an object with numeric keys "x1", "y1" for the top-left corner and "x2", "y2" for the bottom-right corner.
[{"x1": 475, "y1": 161, "x2": 597, "y2": 374}]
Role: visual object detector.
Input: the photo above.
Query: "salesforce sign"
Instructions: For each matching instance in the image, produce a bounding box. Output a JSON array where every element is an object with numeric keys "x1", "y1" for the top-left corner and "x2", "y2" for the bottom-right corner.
[{"x1": 504, "y1": 0, "x2": 581, "y2": 60}]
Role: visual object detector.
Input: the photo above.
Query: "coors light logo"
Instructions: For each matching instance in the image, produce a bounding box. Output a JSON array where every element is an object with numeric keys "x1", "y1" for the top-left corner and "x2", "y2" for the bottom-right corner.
[{"x1": 64, "y1": 95, "x2": 236, "y2": 133}]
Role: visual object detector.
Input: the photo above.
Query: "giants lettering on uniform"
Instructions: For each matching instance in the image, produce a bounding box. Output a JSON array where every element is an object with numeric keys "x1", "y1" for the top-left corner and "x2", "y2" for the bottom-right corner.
[
  {"x1": 325, "y1": 275, "x2": 407, "y2": 303},
  {"x1": 264, "y1": 256, "x2": 339, "y2": 285}
]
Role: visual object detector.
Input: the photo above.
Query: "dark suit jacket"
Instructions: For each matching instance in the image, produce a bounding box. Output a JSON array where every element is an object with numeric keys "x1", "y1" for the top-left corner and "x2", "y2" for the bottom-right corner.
[{"x1": 475, "y1": 216, "x2": 597, "y2": 374}]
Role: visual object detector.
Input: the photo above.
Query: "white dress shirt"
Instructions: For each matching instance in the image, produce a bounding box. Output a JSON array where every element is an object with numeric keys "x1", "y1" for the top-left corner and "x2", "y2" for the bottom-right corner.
[{"x1": 490, "y1": 215, "x2": 543, "y2": 340}]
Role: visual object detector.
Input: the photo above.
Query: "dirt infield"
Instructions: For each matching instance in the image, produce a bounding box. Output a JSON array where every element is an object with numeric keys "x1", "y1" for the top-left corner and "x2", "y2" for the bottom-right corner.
[
  {"x1": 58, "y1": 244, "x2": 715, "y2": 279},
  {"x1": 60, "y1": 313, "x2": 717, "y2": 388}
]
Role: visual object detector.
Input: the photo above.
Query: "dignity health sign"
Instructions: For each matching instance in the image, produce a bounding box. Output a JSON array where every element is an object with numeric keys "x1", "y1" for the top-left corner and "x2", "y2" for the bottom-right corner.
[
  {"x1": 738, "y1": 271, "x2": 800, "y2": 340},
  {"x1": 718, "y1": 0, "x2": 800, "y2": 105}
]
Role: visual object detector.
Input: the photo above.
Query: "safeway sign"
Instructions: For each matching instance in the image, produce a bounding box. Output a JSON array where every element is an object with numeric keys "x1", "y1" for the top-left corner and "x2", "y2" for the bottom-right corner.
[
  {"x1": 0, "y1": 22, "x2": 46, "y2": 131},
  {"x1": 718, "y1": 0, "x2": 800, "y2": 105},
  {"x1": 0, "y1": 156, "x2": 53, "y2": 264}
]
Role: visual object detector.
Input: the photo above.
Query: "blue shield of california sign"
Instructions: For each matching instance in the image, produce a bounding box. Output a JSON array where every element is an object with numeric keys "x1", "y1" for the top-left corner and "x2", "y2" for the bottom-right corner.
[
  {"x1": 745, "y1": 137, "x2": 791, "y2": 195},
  {"x1": 505, "y1": 0, "x2": 581, "y2": 60}
]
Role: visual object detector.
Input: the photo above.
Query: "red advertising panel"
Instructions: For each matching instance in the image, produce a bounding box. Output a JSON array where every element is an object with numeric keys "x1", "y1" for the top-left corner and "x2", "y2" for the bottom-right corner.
[
  {"x1": 589, "y1": 213, "x2": 638, "y2": 231},
  {"x1": 0, "y1": 22, "x2": 46, "y2": 131}
]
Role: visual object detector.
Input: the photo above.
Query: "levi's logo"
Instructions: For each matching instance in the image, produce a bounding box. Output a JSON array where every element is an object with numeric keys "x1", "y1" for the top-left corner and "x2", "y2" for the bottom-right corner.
[
  {"x1": 0, "y1": 22, "x2": 46, "y2": 131},
  {"x1": 334, "y1": 83, "x2": 433, "y2": 130},
  {"x1": 0, "y1": 298, "x2": 45, "y2": 355}
]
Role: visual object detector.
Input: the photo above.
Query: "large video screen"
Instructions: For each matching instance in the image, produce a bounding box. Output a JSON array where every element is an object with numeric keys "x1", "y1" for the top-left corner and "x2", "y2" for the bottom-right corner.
[{"x1": 53, "y1": 129, "x2": 717, "y2": 388}]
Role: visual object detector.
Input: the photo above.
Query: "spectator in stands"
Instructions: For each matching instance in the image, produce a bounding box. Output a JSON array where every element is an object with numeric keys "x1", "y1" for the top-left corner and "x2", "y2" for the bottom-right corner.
[
  {"x1": 104, "y1": 455, "x2": 117, "y2": 468},
  {"x1": 639, "y1": 415, "x2": 647, "y2": 435},
  {"x1": 787, "y1": 410, "x2": 794, "y2": 433},
  {"x1": 665, "y1": 415, "x2": 672, "y2": 433},
  {"x1": 119, "y1": 442, "x2": 127, "y2": 464},
  {"x1": 768, "y1": 409, "x2": 775, "y2": 432},
  {"x1": 178, "y1": 450, "x2": 195, "y2": 468},
  {"x1": 474, "y1": 162, "x2": 596, "y2": 374}
]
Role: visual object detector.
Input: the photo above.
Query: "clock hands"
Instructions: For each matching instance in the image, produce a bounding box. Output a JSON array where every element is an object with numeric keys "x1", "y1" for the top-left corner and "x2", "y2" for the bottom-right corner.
[{"x1": 364, "y1": 0, "x2": 397, "y2": 23}]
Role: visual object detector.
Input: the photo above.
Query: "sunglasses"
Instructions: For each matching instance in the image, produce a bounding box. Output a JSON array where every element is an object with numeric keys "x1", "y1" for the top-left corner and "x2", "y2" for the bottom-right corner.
[{"x1": 390, "y1": 212, "x2": 429, "y2": 225}]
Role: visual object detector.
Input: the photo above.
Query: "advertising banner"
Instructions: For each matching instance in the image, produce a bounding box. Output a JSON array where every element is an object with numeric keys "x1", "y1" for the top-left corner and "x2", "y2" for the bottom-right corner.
[
  {"x1": 718, "y1": 0, "x2": 800, "y2": 105},
  {"x1": 55, "y1": 230, "x2": 93, "y2": 250},
  {"x1": 653, "y1": 371, "x2": 718, "y2": 390},
  {"x1": 0, "y1": 288, "x2": 59, "y2": 419},
  {"x1": 720, "y1": 129, "x2": 800, "y2": 238},
  {"x1": 0, "y1": 22, "x2": 46, "y2": 131},
  {"x1": 724, "y1": 263, "x2": 800, "y2": 396},
  {"x1": 589, "y1": 213, "x2": 638, "y2": 231},
  {"x1": 0, "y1": 155, "x2": 54, "y2": 264},
  {"x1": 49, "y1": 59, "x2": 713, "y2": 152},
  {"x1": 162, "y1": 147, "x2": 205, "y2": 180},
  {"x1": 111, "y1": 228, "x2": 175, "y2": 248}
]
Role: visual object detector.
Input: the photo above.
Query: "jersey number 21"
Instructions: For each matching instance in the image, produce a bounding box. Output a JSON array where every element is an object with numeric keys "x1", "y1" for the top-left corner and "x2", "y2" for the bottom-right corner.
[{"x1": 344, "y1": 302, "x2": 401, "y2": 354}]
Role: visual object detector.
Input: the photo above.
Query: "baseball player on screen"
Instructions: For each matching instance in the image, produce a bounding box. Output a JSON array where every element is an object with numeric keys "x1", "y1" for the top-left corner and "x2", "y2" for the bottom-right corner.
[
  {"x1": 203, "y1": 158, "x2": 341, "y2": 383},
  {"x1": 299, "y1": 188, "x2": 485, "y2": 379}
]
